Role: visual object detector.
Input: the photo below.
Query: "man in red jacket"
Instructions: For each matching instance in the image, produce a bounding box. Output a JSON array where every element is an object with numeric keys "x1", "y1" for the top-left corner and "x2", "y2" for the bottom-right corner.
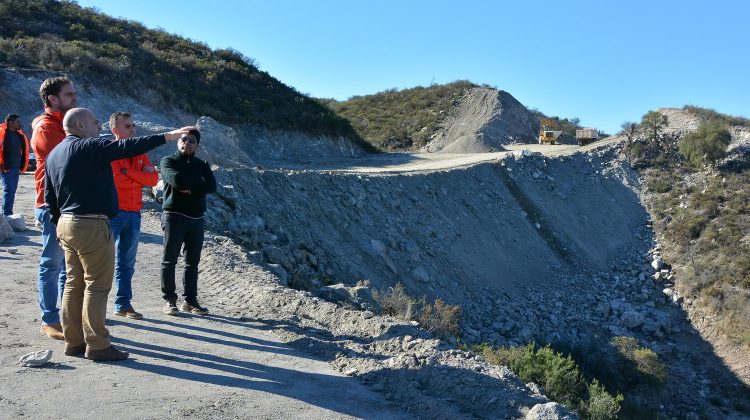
[
  {"x1": 31, "y1": 77, "x2": 77, "y2": 340},
  {"x1": 0, "y1": 114, "x2": 31, "y2": 216},
  {"x1": 109, "y1": 112, "x2": 159, "y2": 319}
]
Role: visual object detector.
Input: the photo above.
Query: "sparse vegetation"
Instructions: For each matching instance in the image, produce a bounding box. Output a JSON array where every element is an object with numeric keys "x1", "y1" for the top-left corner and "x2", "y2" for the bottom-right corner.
[
  {"x1": 678, "y1": 122, "x2": 732, "y2": 167},
  {"x1": 640, "y1": 111, "x2": 669, "y2": 141},
  {"x1": 0, "y1": 0, "x2": 370, "y2": 148},
  {"x1": 682, "y1": 105, "x2": 750, "y2": 127},
  {"x1": 322, "y1": 81, "x2": 477, "y2": 151},
  {"x1": 633, "y1": 109, "x2": 750, "y2": 349},
  {"x1": 373, "y1": 283, "x2": 461, "y2": 339},
  {"x1": 474, "y1": 343, "x2": 623, "y2": 419}
]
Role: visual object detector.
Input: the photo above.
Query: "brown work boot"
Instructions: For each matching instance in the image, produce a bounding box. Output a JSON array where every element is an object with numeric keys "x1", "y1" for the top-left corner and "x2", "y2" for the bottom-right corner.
[
  {"x1": 64, "y1": 343, "x2": 86, "y2": 356},
  {"x1": 40, "y1": 323, "x2": 64, "y2": 340},
  {"x1": 114, "y1": 307, "x2": 144, "y2": 320},
  {"x1": 85, "y1": 345, "x2": 129, "y2": 362}
]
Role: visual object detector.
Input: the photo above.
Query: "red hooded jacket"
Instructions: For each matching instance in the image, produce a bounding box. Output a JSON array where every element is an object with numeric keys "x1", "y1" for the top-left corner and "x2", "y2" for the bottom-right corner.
[
  {"x1": 111, "y1": 153, "x2": 158, "y2": 211},
  {"x1": 0, "y1": 122, "x2": 31, "y2": 173},
  {"x1": 31, "y1": 110, "x2": 65, "y2": 209}
]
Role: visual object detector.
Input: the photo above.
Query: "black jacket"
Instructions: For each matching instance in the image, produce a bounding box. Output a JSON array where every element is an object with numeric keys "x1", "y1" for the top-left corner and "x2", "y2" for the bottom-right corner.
[
  {"x1": 160, "y1": 151, "x2": 216, "y2": 217},
  {"x1": 45, "y1": 134, "x2": 166, "y2": 223}
]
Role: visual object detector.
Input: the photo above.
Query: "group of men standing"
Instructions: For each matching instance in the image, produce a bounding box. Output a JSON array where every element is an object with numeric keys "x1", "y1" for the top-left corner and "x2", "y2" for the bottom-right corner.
[{"x1": 1, "y1": 76, "x2": 216, "y2": 361}]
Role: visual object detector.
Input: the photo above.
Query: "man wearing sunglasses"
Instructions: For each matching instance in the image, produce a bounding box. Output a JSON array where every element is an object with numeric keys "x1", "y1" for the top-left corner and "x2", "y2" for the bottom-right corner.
[{"x1": 159, "y1": 129, "x2": 216, "y2": 315}]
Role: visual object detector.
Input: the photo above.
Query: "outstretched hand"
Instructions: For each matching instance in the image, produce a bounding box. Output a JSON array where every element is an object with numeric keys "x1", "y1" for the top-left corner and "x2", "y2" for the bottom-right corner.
[{"x1": 164, "y1": 126, "x2": 197, "y2": 141}]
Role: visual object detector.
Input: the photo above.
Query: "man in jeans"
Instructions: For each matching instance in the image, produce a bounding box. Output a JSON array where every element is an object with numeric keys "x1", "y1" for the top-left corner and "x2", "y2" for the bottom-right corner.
[
  {"x1": 0, "y1": 114, "x2": 31, "y2": 216},
  {"x1": 45, "y1": 107, "x2": 192, "y2": 361},
  {"x1": 109, "y1": 112, "x2": 158, "y2": 320},
  {"x1": 31, "y1": 77, "x2": 77, "y2": 340},
  {"x1": 160, "y1": 129, "x2": 216, "y2": 315}
]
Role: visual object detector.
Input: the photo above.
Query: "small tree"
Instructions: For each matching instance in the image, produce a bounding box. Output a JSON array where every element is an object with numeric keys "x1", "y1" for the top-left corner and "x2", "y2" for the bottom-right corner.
[
  {"x1": 620, "y1": 121, "x2": 639, "y2": 144},
  {"x1": 640, "y1": 111, "x2": 669, "y2": 141},
  {"x1": 678, "y1": 122, "x2": 732, "y2": 167}
]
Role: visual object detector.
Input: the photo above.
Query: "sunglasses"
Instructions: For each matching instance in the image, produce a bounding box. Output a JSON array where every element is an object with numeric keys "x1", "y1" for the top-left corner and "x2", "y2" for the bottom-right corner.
[{"x1": 180, "y1": 137, "x2": 198, "y2": 144}]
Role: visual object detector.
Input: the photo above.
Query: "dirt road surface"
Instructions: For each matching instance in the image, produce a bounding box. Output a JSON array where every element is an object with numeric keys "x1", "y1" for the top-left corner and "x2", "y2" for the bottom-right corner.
[{"x1": 0, "y1": 175, "x2": 408, "y2": 419}]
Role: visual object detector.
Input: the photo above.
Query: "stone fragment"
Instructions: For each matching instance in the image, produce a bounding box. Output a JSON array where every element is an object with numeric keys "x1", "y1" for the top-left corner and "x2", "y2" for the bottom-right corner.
[
  {"x1": 6, "y1": 215, "x2": 26, "y2": 231},
  {"x1": 0, "y1": 215, "x2": 14, "y2": 242},
  {"x1": 525, "y1": 402, "x2": 576, "y2": 420}
]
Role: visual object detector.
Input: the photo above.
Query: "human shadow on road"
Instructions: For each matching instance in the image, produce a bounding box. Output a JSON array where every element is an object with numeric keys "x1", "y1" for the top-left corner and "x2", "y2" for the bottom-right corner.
[
  {"x1": 111, "y1": 336, "x2": 405, "y2": 419},
  {"x1": 109, "y1": 318, "x2": 302, "y2": 358},
  {"x1": 138, "y1": 231, "x2": 163, "y2": 245}
]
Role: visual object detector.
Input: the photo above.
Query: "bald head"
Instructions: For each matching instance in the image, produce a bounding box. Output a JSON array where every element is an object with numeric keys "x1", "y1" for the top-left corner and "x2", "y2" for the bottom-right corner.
[{"x1": 63, "y1": 108, "x2": 101, "y2": 138}]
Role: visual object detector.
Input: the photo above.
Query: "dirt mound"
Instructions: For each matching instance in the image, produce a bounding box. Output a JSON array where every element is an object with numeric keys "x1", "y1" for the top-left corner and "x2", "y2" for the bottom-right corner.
[{"x1": 425, "y1": 88, "x2": 538, "y2": 153}]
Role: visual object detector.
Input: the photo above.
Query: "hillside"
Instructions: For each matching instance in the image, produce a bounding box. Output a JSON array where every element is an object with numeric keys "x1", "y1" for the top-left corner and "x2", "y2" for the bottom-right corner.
[
  {"x1": 325, "y1": 82, "x2": 587, "y2": 152},
  {"x1": 627, "y1": 106, "x2": 750, "y2": 366},
  {"x1": 0, "y1": 0, "x2": 371, "y2": 153}
]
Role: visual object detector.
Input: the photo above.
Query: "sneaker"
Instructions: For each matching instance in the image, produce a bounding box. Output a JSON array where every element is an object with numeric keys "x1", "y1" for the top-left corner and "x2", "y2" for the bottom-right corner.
[
  {"x1": 85, "y1": 345, "x2": 129, "y2": 361},
  {"x1": 40, "y1": 323, "x2": 64, "y2": 340},
  {"x1": 163, "y1": 299, "x2": 178, "y2": 315},
  {"x1": 114, "y1": 307, "x2": 144, "y2": 320},
  {"x1": 180, "y1": 299, "x2": 209, "y2": 315}
]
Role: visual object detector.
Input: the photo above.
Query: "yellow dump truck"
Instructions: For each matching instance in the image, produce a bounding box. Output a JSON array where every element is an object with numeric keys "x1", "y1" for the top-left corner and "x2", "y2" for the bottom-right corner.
[
  {"x1": 575, "y1": 128, "x2": 599, "y2": 146},
  {"x1": 538, "y1": 119, "x2": 564, "y2": 145}
]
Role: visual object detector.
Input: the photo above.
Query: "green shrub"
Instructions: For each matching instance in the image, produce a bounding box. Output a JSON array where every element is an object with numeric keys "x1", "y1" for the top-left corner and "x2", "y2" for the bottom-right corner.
[
  {"x1": 611, "y1": 336, "x2": 668, "y2": 387},
  {"x1": 679, "y1": 122, "x2": 732, "y2": 167},
  {"x1": 585, "y1": 379, "x2": 623, "y2": 420},
  {"x1": 476, "y1": 343, "x2": 621, "y2": 419}
]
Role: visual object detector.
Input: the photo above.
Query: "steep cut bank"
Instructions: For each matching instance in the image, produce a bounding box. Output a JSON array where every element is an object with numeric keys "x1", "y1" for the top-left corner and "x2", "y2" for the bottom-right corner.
[{"x1": 425, "y1": 87, "x2": 539, "y2": 153}]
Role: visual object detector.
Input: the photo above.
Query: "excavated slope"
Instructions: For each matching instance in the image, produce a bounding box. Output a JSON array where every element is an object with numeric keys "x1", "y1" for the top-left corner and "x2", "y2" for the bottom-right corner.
[{"x1": 425, "y1": 87, "x2": 539, "y2": 153}]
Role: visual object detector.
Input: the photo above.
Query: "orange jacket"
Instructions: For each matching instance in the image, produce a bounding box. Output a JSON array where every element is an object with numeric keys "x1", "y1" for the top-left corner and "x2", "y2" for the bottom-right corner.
[
  {"x1": 31, "y1": 110, "x2": 66, "y2": 208},
  {"x1": 111, "y1": 152, "x2": 158, "y2": 211},
  {"x1": 0, "y1": 123, "x2": 31, "y2": 173}
]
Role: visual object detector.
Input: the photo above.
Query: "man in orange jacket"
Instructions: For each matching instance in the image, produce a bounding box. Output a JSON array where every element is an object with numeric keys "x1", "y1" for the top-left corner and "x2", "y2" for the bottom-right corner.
[
  {"x1": 31, "y1": 77, "x2": 77, "y2": 340},
  {"x1": 109, "y1": 112, "x2": 158, "y2": 319},
  {"x1": 0, "y1": 114, "x2": 31, "y2": 216}
]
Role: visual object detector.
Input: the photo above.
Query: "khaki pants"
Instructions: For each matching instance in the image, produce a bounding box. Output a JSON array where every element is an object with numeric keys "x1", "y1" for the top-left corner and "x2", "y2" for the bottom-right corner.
[{"x1": 56, "y1": 216, "x2": 115, "y2": 351}]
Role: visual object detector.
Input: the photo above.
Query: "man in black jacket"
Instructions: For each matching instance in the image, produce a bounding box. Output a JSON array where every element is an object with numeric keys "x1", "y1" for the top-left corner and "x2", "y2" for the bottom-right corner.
[
  {"x1": 159, "y1": 129, "x2": 216, "y2": 315},
  {"x1": 45, "y1": 107, "x2": 193, "y2": 361}
]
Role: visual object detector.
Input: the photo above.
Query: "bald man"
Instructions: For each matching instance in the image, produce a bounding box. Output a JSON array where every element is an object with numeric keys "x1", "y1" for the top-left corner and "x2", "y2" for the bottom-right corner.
[{"x1": 45, "y1": 107, "x2": 194, "y2": 361}]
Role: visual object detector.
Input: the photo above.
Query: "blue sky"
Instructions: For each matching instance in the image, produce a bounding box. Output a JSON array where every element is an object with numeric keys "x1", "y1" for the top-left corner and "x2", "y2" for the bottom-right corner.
[{"x1": 77, "y1": 0, "x2": 748, "y2": 134}]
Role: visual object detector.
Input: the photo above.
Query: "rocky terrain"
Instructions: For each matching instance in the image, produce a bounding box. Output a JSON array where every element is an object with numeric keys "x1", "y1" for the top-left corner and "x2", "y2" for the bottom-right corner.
[
  {"x1": 424, "y1": 88, "x2": 539, "y2": 153},
  {"x1": 2, "y1": 66, "x2": 749, "y2": 418}
]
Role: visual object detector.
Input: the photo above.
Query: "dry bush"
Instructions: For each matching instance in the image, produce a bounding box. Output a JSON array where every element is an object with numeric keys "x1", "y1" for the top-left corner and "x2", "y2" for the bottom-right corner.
[
  {"x1": 418, "y1": 298, "x2": 462, "y2": 339},
  {"x1": 373, "y1": 284, "x2": 462, "y2": 339}
]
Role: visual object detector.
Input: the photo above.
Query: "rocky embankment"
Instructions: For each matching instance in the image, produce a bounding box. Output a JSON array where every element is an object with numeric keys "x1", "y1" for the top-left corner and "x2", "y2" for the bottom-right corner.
[{"x1": 424, "y1": 87, "x2": 539, "y2": 153}]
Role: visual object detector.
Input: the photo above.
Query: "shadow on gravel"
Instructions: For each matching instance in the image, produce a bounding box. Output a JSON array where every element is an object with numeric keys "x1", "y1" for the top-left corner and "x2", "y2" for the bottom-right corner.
[
  {"x1": 110, "y1": 336, "x2": 399, "y2": 418},
  {"x1": 108, "y1": 318, "x2": 303, "y2": 357},
  {"x1": 1, "y1": 229, "x2": 40, "y2": 248},
  {"x1": 138, "y1": 231, "x2": 163, "y2": 245}
]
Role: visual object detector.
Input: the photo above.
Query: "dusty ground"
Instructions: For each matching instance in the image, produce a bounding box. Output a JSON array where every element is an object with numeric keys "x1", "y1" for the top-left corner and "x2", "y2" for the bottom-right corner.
[{"x1": 0, "y1": 175, "x2": 409, "y2": 419}]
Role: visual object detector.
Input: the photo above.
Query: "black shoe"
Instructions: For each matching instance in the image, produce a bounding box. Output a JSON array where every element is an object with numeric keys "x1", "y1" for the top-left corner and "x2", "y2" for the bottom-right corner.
[
  {"x1": 85, "y1": 345, "x2": 129, "y2": 361},
  {"x1": 64, "y1": 343, "x2": 86, "y2": 356},
  {"x1": 180, "y1": 299, "x2": 209, "y2": 315},
  {"x1": 163, "y1": 299, "x2": 178, "y2": 315}
]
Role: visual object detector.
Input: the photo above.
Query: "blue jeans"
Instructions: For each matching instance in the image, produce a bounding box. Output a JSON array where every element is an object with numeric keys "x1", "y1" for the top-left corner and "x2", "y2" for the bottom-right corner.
[
  {"x1": 35, "y1": 207, "x2": 66, "y2": 325},
  {"x1": 0, "y1": 168, "x2": 20, "y2": 216},
  {"x1": 109, "y1": 210, "x2": 141, "y2": 312},
  {"x1": 161, "y1": 212, "x2": 204, "y2": 301}
]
